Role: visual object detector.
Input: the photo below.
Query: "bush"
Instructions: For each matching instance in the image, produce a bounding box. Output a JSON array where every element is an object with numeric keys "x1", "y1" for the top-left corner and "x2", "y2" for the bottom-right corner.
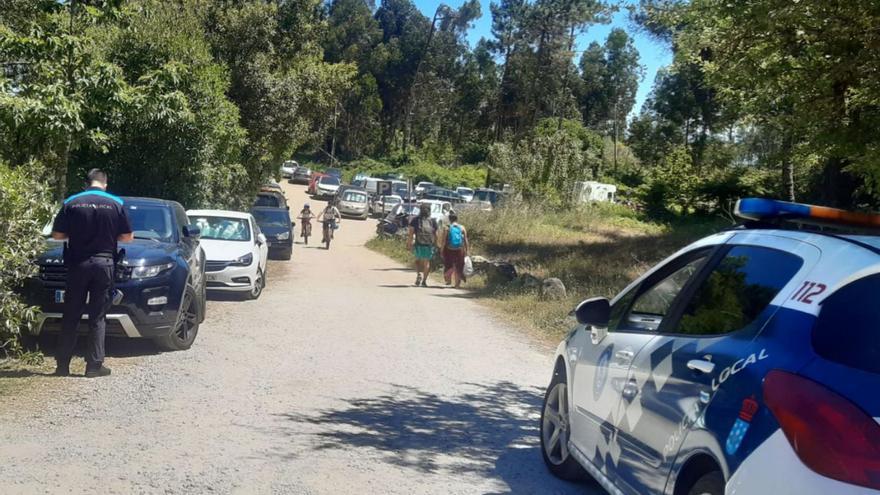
[{"x1": 0, "y1": 162, "x2": 53, "y2": 359}]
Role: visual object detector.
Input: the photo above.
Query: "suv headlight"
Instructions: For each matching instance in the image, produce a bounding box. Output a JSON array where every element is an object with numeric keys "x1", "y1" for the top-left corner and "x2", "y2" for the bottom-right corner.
[
  {"x1": 232, "y1": 253, "x2": 253, "y2": 266},
  {"x1": 277, "y1": 231, "x2": 290, "y2": 240},
  {"x1": 131, "y1": 262, "x2": 175, "y2": 279}
]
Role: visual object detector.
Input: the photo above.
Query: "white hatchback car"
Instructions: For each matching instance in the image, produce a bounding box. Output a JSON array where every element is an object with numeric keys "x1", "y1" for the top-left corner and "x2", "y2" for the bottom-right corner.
[{"x1": 187, "y1": 210, "x2": 268, "y2": 300}]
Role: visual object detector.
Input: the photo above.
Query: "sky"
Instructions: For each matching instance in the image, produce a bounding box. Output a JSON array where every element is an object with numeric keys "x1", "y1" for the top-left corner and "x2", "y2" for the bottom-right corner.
[{"x1": 413, "y1": 0, "x2": 672, "y2": 115}]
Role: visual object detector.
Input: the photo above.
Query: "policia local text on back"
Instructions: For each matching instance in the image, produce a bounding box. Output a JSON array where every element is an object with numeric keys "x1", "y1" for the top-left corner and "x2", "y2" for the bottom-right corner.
[{"x1": 50, "y1": 169, "x2": 133, "y2": 378}]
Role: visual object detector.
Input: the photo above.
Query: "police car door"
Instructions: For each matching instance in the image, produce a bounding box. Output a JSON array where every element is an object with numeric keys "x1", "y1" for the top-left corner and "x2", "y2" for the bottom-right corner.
[
  {"x1": 611, "y1": 235, "x2": 818, "y2": 495},
  {"x1": 570, "y1": 247, "x2": 713, "y2": 476}
]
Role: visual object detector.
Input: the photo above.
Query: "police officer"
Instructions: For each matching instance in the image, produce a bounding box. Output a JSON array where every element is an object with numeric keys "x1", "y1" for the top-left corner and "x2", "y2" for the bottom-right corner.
[{"x1": 51, "y1": 169, "x2": 132, "y2": 377}]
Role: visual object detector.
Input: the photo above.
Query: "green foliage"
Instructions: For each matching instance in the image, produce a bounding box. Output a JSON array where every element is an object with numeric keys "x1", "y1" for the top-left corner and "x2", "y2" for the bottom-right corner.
[
  {"x1": 0, "y1": 161, "x2": 53, "y2": 359},
  {"x1": 489, "y1": 118, "x2": 602, "y2": 203},
  {"x1": 638, "y1": 145, "x2": 698, "y2": 216}
]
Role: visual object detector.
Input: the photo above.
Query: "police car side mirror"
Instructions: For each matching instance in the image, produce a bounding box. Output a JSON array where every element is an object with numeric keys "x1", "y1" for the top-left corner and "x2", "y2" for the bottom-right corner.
[
  {"x1": 574, "y1": 297, "x2": 610, "y2": 327},
  {"x1": 183, "y1": 225, "x2": 201, "y2": 239}
]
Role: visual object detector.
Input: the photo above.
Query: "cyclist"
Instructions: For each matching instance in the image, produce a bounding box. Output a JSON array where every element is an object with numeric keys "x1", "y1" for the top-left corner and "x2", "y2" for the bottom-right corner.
[
  {"x1": 318, "y1": 201, "x2": 342, "y2": 245},
  {"x1": 297, "y1": 203, "x2": 315, "y2": 242}
]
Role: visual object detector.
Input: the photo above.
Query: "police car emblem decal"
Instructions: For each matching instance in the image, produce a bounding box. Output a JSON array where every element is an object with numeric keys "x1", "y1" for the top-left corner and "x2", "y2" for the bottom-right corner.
[
  {"x1": 725, "y1": 395, "x2": 759, "y2": 455},
  {"x1": 594, "y1": 345, "x2": 613, "y2": 400}
]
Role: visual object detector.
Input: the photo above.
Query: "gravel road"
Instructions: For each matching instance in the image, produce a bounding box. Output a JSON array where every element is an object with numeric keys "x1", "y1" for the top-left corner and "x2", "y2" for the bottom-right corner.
[{"x1": 0, "y1": 182, "x2": 603, "y2": 495}]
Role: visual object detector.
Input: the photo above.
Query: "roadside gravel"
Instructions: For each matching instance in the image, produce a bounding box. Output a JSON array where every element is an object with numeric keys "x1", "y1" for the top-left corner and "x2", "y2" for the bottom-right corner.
[{"x1": 0, "y1": 182, "x2": 603, "y2": 495}]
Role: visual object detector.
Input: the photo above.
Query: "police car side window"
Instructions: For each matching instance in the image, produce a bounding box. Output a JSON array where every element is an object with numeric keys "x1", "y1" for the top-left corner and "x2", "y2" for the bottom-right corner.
[
  {"x1": 675, "y1": 245, "x2": 802, "y2": 336},
  {"x1": 609, "y1": 252, "x2": 709, "y2": 333}
]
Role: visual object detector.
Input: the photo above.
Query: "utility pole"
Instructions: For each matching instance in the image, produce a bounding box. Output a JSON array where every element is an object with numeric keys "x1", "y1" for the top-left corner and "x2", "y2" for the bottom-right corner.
[{"x1": 403, "y1": 4, "x2": 449, "y2": 155}]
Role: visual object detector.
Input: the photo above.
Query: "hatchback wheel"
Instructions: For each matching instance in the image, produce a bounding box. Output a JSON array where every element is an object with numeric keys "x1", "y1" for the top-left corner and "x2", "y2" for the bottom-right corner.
[
  {"x1": 154, "y1": 286, "x2": 200, "y2": 351},
  {"x1": 249, "y1": 268, "x2": 265, "y2": 300},
  {"x1": 541, "y1": 369, "x2": 587, "y2": 481}
]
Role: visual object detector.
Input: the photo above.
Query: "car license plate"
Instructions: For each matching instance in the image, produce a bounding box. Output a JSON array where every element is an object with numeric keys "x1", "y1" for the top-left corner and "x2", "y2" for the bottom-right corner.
[{"x1": 55, "y1": 290, "x2": 65, "y2": 303}]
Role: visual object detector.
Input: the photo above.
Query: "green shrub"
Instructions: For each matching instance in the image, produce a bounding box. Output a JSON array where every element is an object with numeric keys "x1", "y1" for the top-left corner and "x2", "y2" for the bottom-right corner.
[{"x1": 0, "y1": 162, "x2": 53, "y2": 359}]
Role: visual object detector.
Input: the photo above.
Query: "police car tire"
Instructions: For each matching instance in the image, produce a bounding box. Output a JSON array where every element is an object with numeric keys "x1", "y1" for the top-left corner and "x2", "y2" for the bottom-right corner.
[
  {"x1": 687, "y1": 471, "x2": 724, "y2": 495},
  {"x1": 540, "y1": 371, "x2": 587, "y2": 482}
]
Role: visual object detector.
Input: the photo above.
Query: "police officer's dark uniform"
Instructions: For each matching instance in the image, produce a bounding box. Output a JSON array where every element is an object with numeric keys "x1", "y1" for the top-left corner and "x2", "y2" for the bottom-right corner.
[{"x1": 52, "y1": 186, "x2": 131, "y2": 377}]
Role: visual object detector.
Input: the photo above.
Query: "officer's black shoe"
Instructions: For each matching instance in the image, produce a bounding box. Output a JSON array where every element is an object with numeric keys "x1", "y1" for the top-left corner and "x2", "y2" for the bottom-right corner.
[
  {"x1": 53, "y1": 363, "x2": 70, "y2": 377},
  {"x1": 84, "y1": 365, "x2": 111, "y2": 378}
]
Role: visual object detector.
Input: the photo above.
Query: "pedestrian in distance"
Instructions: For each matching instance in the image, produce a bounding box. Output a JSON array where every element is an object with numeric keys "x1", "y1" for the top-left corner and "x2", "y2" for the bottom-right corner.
[
  {"x1": 50, "y1": 169, "x2": 133, "y2": 378},
  {"x1": 439, "y1": 212, "x2": 469, "y2": 288},
  {"x1": 407, "y1": 203, "x2": 438, "y2": 287}
]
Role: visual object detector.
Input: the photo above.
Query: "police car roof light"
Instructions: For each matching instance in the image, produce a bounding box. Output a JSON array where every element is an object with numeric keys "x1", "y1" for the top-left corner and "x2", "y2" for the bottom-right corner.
[{"x1": 735, "y1": 198, "x2": 880, "y2": 229}]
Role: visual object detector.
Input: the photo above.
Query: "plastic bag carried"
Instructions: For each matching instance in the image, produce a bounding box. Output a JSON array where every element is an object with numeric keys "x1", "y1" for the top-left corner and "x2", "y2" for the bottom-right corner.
[{"x1": 463, "y1": 256, "x2": 475, "y2": 278}]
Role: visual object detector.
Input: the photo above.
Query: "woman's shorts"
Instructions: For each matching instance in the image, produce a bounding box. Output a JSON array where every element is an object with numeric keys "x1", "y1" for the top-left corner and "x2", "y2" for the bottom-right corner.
[{"x1": 413, "y1": 245, "x2": 434, "y2": 260}]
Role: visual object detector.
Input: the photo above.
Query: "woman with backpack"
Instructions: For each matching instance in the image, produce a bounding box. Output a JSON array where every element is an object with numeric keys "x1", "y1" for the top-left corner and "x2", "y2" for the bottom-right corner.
[
  {"x1": 407, "y1": 203, "x2": 438, "y2": 287},
  {"x1": 439, "y1": 212, "x2": 469, "y2": 288}
]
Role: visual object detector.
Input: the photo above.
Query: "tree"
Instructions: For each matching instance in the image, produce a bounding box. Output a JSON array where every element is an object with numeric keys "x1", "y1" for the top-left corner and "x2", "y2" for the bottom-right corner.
[
  {"x1": 0, "y1": 0, "x2": 130, "y2": 199},
  {"x1": 672, "y1": 0, "x2": 880, "y2": 207}
]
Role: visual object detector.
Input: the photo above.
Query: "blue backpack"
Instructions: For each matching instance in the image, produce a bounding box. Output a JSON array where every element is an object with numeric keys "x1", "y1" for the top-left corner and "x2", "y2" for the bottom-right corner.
[{"x1": 447, "y1": 224, "x2": 464, "y2": 249}]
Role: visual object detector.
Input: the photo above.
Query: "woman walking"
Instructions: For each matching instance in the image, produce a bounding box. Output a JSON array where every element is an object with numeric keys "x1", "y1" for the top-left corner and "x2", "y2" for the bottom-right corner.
[{"x1": 440, "y1": 212, "x2": 469, "y2": 288}]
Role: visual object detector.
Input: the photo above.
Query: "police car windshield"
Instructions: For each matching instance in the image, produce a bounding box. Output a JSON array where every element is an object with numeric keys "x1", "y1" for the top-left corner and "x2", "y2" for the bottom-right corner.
[
  {"x1": 126, "y1": 204, "x2": 174, "y2": 242},
  {"x1": 189, "y1": 216, "x2": 251, "y2": 242}
]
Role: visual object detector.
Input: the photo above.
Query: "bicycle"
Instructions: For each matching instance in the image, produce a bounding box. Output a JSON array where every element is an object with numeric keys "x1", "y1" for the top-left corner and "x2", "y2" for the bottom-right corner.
[
  {"x1": 298, "y1": 216, "x2": 312, "y2": 245},
  {"x1": 321, "y1": 220, "x2": 336, "y2": 250}
]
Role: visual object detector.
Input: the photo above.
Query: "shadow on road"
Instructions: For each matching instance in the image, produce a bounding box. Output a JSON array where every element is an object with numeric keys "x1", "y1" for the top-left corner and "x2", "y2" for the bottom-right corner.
[
  {"x1": 26, "y1": 335, "x2": 161, "y2": 359},
  {"x1": 275, "y1": 381, "x2": 589, "y2": 494}
]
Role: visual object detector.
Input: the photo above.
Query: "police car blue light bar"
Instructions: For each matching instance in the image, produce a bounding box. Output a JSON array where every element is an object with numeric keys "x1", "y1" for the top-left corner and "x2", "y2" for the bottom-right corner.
[{"x1": 735, "y1": 198, "x2": 880, "y2": 229}]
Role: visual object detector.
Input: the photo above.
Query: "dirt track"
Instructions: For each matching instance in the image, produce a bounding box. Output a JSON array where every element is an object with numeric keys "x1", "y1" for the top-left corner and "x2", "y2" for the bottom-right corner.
[{"x1": 0, "y1": 182, "x2": 602, "y2": 495}]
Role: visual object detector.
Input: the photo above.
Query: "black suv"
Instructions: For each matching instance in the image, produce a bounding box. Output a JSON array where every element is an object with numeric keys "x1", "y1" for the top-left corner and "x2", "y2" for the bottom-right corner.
[
  {"x1": 25, "y1": 197, "x2": 207, "y2": 351},
  {"x1": 251, "y1": 206, "x2": 294, "y2": 260}
]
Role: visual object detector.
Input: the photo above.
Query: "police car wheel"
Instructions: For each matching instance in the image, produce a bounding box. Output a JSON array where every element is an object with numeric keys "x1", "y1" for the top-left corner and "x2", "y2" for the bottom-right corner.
[
  {"x1": 540, "y1": 370, "x2": 587, "y2": 481},
  {"x1": 687, "y1": 471, "x2": 723, "y2": 495}
]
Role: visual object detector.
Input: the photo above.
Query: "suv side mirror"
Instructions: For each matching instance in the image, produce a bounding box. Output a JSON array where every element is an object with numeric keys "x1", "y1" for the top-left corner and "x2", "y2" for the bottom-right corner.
[{"x1": 183, "y1": 225, "x2": 201, "y2": 239}]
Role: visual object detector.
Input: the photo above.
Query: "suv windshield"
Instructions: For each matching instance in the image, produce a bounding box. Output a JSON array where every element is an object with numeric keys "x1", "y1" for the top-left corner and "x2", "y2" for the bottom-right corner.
[
  {"x1": 254, "y1": 193, "x2": 283, "y2": 208},
  {"x1": 813, "y1": 273, "x2": 880, "y2": 374},
  {"x1": 189, "y1": 216, "x2": 251, "y2": 242},
  {"x1": 252, "y1": 209, "x2": 290, "y2": 228},
  {"x1": 127, "y1": 204, "x2": 174, "y2": 242},
  {"x1": 320, "y1": 176, "x2": 340, "y2": 186}
]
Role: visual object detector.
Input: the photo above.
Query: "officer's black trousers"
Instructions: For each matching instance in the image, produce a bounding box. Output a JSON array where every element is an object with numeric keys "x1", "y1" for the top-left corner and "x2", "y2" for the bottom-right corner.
[{"x1": 58, "y1": 257, "x2": 112, "y2": 367}]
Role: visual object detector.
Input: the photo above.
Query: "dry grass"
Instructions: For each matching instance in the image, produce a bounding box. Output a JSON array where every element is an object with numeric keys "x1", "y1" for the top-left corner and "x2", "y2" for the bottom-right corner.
[{"x1": 368, "y1": 203, "x2": 728, "y2": 341}]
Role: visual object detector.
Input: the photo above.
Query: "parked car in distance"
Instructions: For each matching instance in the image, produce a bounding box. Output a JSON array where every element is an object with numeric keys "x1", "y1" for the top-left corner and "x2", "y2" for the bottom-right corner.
[
  {"x1": 455, "y1": 187, "x2": 475, "y2": 202},
  {"x1": 261, "y1": 181, "x2": 284, "y2": 196},
  {"x1": 473, "y1": 188, "x2": 503, "y2": 210},
  {"x1": 415, "y1": 181, "x2": 435, "y2": 194},
  {"x1": 324, "y1": 167, "x2": 342, "y2": 179},
  {"x1": 337, "y1": 189, "x2": 370, "y2": 220},
  {"x1": 187, "y1": 210, "x2": 268, "y2": 300},
  {"x1": 416, "y1": 199, "x2": 452, "y2": 222},
  {"x1": 290, "y1": 166, "x2": 312, "y2": 184},
  {"x1": 254, "y1": 191, "x2": 288, "y2": 210},
  {"x1": 251, "y1": 207, "x2": 293, "y2": 260},
  {"x1": 307, "y1": 172, "x2": 327, "y2": 195},
  {"x1": 541, "y1": 197, "x2": 880, "y2": 495},
  {"x1": 280, "y1": 160, "x2": 298, "y2": 179},
  {"x1": 26, "y1": 197, "x2": 207, "y2": 351},
  {"x1": 421, "y1": 187, "x2": 464, "y2": 203},
  {"x1": 371, "y1": 194, "x2": 402, "y2": 217},
  {"x1": 314, "y1": 175, "x2": 341, "y2": 199},
  {"x1": 335, "y1": 184, "x2": 367, "y2": 202}
]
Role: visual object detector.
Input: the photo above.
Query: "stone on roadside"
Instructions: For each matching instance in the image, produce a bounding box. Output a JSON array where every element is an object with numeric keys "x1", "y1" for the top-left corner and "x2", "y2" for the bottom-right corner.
[{"x1": 541, "y1": 278, "x2": 567, "y2": 300}]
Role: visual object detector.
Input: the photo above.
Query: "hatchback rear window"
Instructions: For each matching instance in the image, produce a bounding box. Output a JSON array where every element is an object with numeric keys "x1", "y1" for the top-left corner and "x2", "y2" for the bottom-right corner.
[{"x1": 813, "y1": 273, "x2": 880, "y2": 374}]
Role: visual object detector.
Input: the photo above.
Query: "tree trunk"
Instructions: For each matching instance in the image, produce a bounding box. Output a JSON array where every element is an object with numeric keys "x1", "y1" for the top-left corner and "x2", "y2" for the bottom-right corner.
[{"x1": 781, "y1": 134, "x2": 795, "y2": 201}]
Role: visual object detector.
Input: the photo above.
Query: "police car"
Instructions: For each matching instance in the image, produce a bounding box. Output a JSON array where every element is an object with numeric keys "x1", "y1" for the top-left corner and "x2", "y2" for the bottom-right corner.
[{"x1": 541, "y1": 198, "x2": 880, "y2": 495}]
